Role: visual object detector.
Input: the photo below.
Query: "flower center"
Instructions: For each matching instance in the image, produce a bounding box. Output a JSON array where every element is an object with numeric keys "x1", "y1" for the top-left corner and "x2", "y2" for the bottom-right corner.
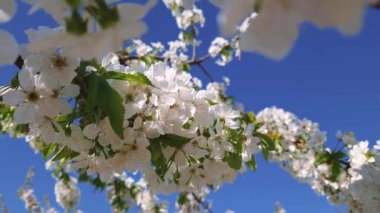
[
  {"x1": 125, "y1": 93, "x2": 134, "y2": 103},
  {"x1": 51, "y1": 54, "x2": 68, "y2": 70},
  {"x1": 27, "y1": 91, "x2": 39, "y2": 102}
]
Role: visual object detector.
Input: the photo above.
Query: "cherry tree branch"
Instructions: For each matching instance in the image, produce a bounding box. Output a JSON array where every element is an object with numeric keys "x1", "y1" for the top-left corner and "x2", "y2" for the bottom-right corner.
[
  {"x1": 15, "y1": 56, "x2": 24, "y2": 70},
  {"x1": 372, "y1": 2, "x2": 380, "y2": 9},
  {"x1": 191, "y1": 193, "x2": 214, "y2": 213}
]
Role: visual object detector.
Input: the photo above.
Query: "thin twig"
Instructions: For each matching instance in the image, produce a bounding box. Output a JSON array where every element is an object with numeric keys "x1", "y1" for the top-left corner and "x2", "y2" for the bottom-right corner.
[
  {"x1": 119, "y1": 54, "x2": 211, "y2": 66},
  {"x1": 191, "y1": 193, "x2": 214, "y2": 213},
  {"x1": 191, "y1": 26, "x2": 197, "y2": 62},
  {"x1": 189, "y1": 54, "x2": 211, "y2": 65},
  {"x1": 195, "y1": 63, "x2": 214, "y2": 82}
]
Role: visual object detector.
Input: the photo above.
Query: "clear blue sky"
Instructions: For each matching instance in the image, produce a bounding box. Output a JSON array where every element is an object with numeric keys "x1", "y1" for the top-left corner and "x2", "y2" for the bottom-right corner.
[{"x1": 1, "y1": 1, "x2": 379, "y2": 212}]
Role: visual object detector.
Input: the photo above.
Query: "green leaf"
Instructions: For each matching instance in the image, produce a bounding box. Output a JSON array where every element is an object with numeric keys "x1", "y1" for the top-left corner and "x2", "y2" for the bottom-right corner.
[
  {"x1": 78, "y1": 172, "x2": 91, "y2": 182},
  {"x1": 225, "y1": 152, "x2": 242, "y2": 170},
  {"x1": 243, "y1": 111, "x2": 256, "y2": 124},
  {"x1": 42, "y1": 144, "x2": 56, "y2": 160},
  {"x1": 87, "y1": 73, "x2": 125, "y2": 139},
  {"x1": 261, "y1": 147, "x2": 269, "y2": 160},
  {"x1": 103, "y1": 71, "x2": 153, "y2": 86},
  {"x1": 365, "y1": 151, "x2": 377, "y2": 160},
  {"x1": 151, "y1": 134, "x2": 191, "y2": 148},
  {"x1": 179, "y1": 63, "x2": 191, "y2": 72},
  {"x1": 227, "y1": 128, "x2": 239, "y2": 143},
  {"x1": 96, "y1": 77, "x2": 125, "y2": 139},
  {"x1": 86, "y1": 3, "x2": 119, "y2": 29},
  {"x1": 314, "y1": 152, "x2": 331, "y2": 166},
  {"x1": 177, "y1": 193, "x2": 189, "y2": 205},
  {"x1": 255, "y1": 132, "x2": 276, "y2": 151},
  {"x1": 86, "y1": 73, "x2": 100, "y2": 112},
  {"x1": 334, "y1": 151, "x2": 346, "y2": 159},
  {"x1": 66, "y1": 0, "x2": 81, "y2": 9},
  {"x1": 246, "y1": 155, "x2": 256, "y2": 171},
  {"x1": 92, "y1": 176, "x2": 107, "y2": 191},
  {"x1": 148, "y1": 142, "x2": 167, "y2": 180},
  {"x1": 330, "y1": 160, "x2": 342, "y2": 182},
  {"x1": 150, "y1": 141, "x2": 164, "y2": 162},
  {"x1": 65, "y1": 10, "x2": 88, "y2": 35},
  {"x1": 52, "y1": 146, "x2": 79, "y2": 161},
  {"x1": 181, "y1": 31, "x2": 194, "y2": 45},
  {"x1": 142, "y1": 56, "x2": 155, "y2": 66},
  {"x1": 10, "y1": 75, "x2": 19, "y2": 88}
]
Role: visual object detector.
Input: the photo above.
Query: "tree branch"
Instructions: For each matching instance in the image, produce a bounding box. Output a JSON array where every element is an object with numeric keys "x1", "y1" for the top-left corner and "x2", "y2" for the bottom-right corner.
[
  {"x1": 15, "y1": 56, "x2": 24, "y2": 70},
  {"x1": 191, "y1": 193, "x2": 214, "y2": 213},
  {"x1": 372, "y1": 2, "x2": 380, "y2": 9},
  {"x1": 195, "y1": 63, "x2": 214, "y2": 82}
]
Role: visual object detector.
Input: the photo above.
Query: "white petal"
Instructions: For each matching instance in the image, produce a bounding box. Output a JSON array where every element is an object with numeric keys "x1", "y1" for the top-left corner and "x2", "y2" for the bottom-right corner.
[
  {"x1": 102, "y1": 52, "x2": 119, "y2": 68},
  {"x1": 216, "y1": 0, "x2": 254, "y2": 35},
  {"x1": 2, "y1": 90, "x2": 25, "y2": 105},
  {"x1": 14, "y1": 104, "x2": 37, "y2": 124},
  {"x1": 58, "y1": 99, "x2": 72, "y2": 115},
  {"x1": 18, "y1": 69, "x2": 36, "y2": 91},
  {"x1": 39, "y1": 98, "x2": 61, "y2": 118},
  {"x1": 83, "y1": 124, "x2": 99, "y2": 139},
  {"x1": 0, "y1": 0, "x2": 16, "y2": 23},
  {"x1": 118, "y1": 0, "x2": 157, "y2": 22},
  {"x1": 61, "y1": 84, "x2": 80, "y2": 97},
  {"x1": 0, "y1": 30, "x2": 18, "y2": 65}
]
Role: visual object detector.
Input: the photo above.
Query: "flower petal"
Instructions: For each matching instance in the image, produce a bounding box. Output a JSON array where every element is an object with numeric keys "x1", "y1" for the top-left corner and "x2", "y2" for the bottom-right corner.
[
  {"x1": 18, "y1": 69, "x2": 35, "y2": 91},
  {"x1": 0, "y1": 30, "x2": 18, "y2": 65},
  {"x1": 60, "y1": 84, "x2": 80, "y2": 98},
  {"x1": 0, "y1": 0, "x2": 16, "y2": 23},
  {"x1": 2, "y1": 90, "x2": 25, "y2": 105},
  {"x1": 14, "y1": 104, "x2": 37, "y2": 124}
]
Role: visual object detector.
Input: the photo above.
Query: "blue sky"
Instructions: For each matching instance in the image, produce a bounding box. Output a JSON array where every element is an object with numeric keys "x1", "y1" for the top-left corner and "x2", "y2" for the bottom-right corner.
[{"x1": 0, "y1": 0, "x2": 380, "y2": 212}]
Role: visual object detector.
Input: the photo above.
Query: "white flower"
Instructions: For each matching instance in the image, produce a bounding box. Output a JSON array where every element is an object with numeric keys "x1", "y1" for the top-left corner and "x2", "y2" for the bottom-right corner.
[
  {"x1": 19, "y1": 189, "x2": 41, "y2": 212},
  {"x1": 136, "y1": 191, "x2": 156, "y2": 212},
  {"x1": 374, "y1": 140, "x2": 380, "y2": 151},
  {"x1": 2, "y1": 70, "x2": 62, "y2": 124},
  {"x1": 275, "y1": 202, "x2": 286, "y2": 213},
  {"x1": 0, "y1": 0, "x2": 16, "y2": 23},
  {"x1": 55, "y1": 178, "x2": 80, "y2": 211},
  {"x1": 134, "y1": 40, "x2": 153, "y2": 56},
  {"x1": 24, "y1": 49, "x2": 80, "y2": 88},
  {"x1": 29, "y1": 0, "x2": 156, "y2": 60},
  {"x1": 27, "y1": 117, "x2": 65, "y2": 144},
  {"x1": 110, "y1": 130, "x2": 151, "y2": 173},
  {"x1": 215, "y1": 0, "x2": 374, "y2": 59},
  {"x1": 208, "y1": 37, "x2": 229, "y2": 57},
  {"x1": 151, "y1": 42, "x2": 164, "y2": 52},
  {"x1": 212, "y1": 104, "x2": 240, "y2": 129},
  {"x1": 72, "y1": 153, "x2": 114, "y2": 182},
  {"x1": 0, "y1": 30, "x2": 18, "y2": 65},
  {"x1": 349, "y1": 141, "x2": 374, "y2": 169}
]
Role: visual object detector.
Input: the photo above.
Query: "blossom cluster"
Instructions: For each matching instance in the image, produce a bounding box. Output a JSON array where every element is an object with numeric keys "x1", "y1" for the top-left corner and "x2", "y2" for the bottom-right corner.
[
  {"x1": 105, "y1": 175, "x2": 168, "y2": 213},
  {"x1": 163, "y1": 0, "x2": 205, "y2": 30},
  {"x1": 256, "y1": 107, "x2": 380, "y2": 212},
  {"x1": 54, "y1": 177, "x2": 80, "y2": 211},
  {"x1": 1, "y1": 25, "x2": 260, "y2": 196}
]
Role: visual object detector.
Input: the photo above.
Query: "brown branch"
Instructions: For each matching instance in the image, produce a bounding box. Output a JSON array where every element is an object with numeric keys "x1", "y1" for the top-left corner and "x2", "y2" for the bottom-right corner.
[
  {"x1": 191, "y1": 193, "x2": 214, "y2": 213},
  {"x1": 191, "y1": 26, "x2": 197, "y2": 62},
  {"x1": 189, "y1": 54, "x2": 211, "y2": 65},
  {"x1": 119, "y1": 54, "x2": 211, "y2": 66},
  {"x1": 14, "y1": 55, "x2": 24, "y2": 70},
  {"x1": 372, "y1": 2, "x2": 380, "y2": 9},
  {"x1": 195, "y1": 63, "x2": 214, "y2": 82}
]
